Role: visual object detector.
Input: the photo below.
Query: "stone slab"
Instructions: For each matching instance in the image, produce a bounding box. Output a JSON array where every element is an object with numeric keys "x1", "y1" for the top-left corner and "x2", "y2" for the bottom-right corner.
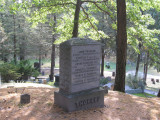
[
  {"x1": 54, "y1": 88, "x2": 104, "y2": 112},
  {"x1": 59, "y1": 38, "x2": 101, "y2": 93}
]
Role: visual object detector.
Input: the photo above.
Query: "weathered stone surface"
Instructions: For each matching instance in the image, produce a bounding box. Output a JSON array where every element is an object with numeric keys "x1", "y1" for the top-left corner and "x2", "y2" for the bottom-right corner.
[
  {"x1": 55, "y1": 38, "x2": 104, "y2": 112},
  {"x1": 54, "y1": 88, "x2": 104, "y2": 112},
  {"x1": 20, "y1": 94, "x2": 30, "y2": 104},
  {"x1": 59, "y1": 38, "x2": 101, "y2": 93}
]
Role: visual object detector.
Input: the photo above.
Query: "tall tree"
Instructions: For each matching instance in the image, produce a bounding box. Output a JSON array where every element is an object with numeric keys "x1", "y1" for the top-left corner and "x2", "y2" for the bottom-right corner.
[
  {"x1": 72, "y1": 0, "x2": 81, "y2": 38},
  {"x1": 114, "y1": 0, "x2": 127, "y2": 92},
  {"x1": 135, "y1": 42, "x2": 142, "y2": 77},
  {"x1": 50, "y1": 14, "x2": 56, "y2": 81},
  {"x1": 13, "y1": 14, "x2": 17, "y2": 64}
]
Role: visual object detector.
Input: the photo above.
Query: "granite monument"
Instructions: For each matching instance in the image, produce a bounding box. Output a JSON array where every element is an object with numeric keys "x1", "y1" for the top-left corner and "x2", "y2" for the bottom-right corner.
[{"x1": 54, "y1": 38, "x2": 105, "y2": 112}]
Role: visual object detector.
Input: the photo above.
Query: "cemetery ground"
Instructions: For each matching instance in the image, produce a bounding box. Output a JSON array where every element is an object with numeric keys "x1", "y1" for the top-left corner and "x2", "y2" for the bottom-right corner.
[
  {"x1": 0, "y1": 87, "x2": 160, "y2": 120},
  {"x1": 0, "y1": 58, "x2": 160, "y2": 119}
]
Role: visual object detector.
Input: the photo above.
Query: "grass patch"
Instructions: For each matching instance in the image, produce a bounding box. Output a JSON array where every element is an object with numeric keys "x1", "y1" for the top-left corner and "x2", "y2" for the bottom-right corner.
[
  {"x1": 132, "y1": 93, "x2": 157, "y2": 97},
  {"x1": 47, "y1": 81, "x2": 55, "y2": 86},
  {"x1": 28, "y1": 58, "x2": 59, "y2": 68},
  {"x1": 104, "y1": 61, "x2": 160, "y2": 76},
  {"x1": 0, "y1": 61, "x2": 4, "y2": 65},
  {"x1": 104, "y1": 61, "x2": 135, "y2": 72}
]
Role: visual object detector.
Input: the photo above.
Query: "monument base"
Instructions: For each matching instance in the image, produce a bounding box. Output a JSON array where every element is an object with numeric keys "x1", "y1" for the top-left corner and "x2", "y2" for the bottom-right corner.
[{"x1": 54, "y1": 88, "x2": 105, "y2": 112}]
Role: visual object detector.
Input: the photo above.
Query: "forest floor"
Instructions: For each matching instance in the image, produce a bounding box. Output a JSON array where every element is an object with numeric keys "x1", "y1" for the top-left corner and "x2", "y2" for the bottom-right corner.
[{"x1": 0, "y1": 88, "x2": 160, "y2": 120}]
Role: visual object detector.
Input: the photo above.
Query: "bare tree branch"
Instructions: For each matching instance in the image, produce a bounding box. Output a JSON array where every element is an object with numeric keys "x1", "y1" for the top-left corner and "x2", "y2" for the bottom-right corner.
[
  {"x1": 81, "y1": 6, "x2": 103, "y2": 38},
  {"x1": 82, "y1": 0, "x2": 108, "y2": 3},
  {"x1": 82, "y1": 0, "x2": 116, "y2": 23}
]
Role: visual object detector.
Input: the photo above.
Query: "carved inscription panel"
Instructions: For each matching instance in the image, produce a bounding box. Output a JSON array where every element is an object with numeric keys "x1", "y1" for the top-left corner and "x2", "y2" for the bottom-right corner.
[{"x1": 71, "y1": 45, "x2": 100, "y2": 85}]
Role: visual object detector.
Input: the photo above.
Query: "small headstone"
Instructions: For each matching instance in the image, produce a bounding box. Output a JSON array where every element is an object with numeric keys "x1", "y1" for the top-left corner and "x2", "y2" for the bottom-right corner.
[
  {"x1": 112, "y1": 72, "x2": 115, "y2": 77},
  {"x1": 54, "y1": 74, "x2": 59, "y2": 86},
  {"x1": 20, "y1": 94, "x2": 30, "y2": 104},
  {"x1": 151, "y1": 78, "x2": 154, "y2": 81},
  {"x1": 156, "y1": 79, "x2": 159, "y2": 83},
  {"x1": 152, "y1": 80, "x2": 155, "y2": 84}
]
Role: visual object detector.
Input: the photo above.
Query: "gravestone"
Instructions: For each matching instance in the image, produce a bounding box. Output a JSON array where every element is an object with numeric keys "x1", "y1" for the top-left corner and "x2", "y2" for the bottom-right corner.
[
  {"x1": 151, "y1": 78, "x2": 154, "y2": 82},
  {"x1": 54, "y1": 74, "x2": 59, "y2": 86},
  {"x1": 156, "y1": 79, "x2": 159, "y2": 83},
  {"x1": 152, "y1": 80, "x2": 155, "y2": 84},
  {"x1": 20, "y1": 94, "x2": 30, "y2": 104},
  {"x1": 54, "y1": 38, "x2": 105, "y2": 112},
  {"x1": 112, "y1": 72, "x2": 115, "y2": 77}
]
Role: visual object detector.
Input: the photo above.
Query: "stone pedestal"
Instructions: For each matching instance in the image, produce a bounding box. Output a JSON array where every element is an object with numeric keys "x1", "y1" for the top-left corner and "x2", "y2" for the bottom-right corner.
[
  {"x1": 54, "y1": 88, "x2": 104, "y2": 112},
  {"x1": 54, "y1": 38, "x2": 104, "y2": 112}
]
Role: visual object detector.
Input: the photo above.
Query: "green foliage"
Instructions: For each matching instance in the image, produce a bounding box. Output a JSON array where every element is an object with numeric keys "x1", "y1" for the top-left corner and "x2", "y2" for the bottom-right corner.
[
  {"x1": 0, "y1": 60, "x2": 39, "y2": 83},
  {"x1": 47, "y1": 81, "x2": 55, "y2": 86},
  {"x1": 100, "y1": 77, "x2": 109, "y2": 85},
  {"x1": 0, "y1": 63, "x2": 20, "y2": 83},
  {"x1": 132, "y1": 93, "x2": 156, "y2": 98},
  {"x1": 126, "y1": 74, "x2": 145, "y2": 89},
  {"x1": 16, "y1": 60, "x2": 39, "y2": 79}
]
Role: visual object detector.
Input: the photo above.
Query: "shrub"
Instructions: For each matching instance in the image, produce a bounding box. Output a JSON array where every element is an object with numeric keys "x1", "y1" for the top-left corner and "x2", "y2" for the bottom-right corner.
[
  {"x1": 0, "y1": 63, "x2": 21, "y2": 83},
  {"x1": 100, "y1": 77, "x2": 109, "y2": 85},
  {"x1": 126, "y1": 74, "x2": 145, "y2": 91},
  {"x1": 16, "y1": 60, "x2": 40, "y2": 80},
  {"x1": 0, "y1": 60, "x2": 40, "y2": 83}
]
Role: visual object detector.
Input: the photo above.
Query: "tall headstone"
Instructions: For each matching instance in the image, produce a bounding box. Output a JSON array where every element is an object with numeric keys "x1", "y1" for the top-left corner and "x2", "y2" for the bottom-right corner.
[{"x1": 54, "y1": 38, "x2": 105, "y2": 112}]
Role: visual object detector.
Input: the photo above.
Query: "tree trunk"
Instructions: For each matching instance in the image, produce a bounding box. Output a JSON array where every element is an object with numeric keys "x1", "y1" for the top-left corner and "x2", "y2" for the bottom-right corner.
[
  {"x1": 135, "y1": 54, "x2": 140, "y2": 77},
  {"x1": 72, "y1": 0, "x2": 81, "y2": 38},
  {"x1": 157, "y1": 89, "x2": 160, "y2": 97},
  {"x1": 135, "y1": 42, "x2": 142, "y2": 77},
  {"x1": 13, "y1": 15, "x2": 17, "y2": 64},
  {"x1": 100, "y1": 13, "x2": 106, "y2": 77},
  {"x1": 39, "y1": 47, "x2": 41, "y2": 73},
  {"x1": 114, "y1": 0, "x2": 127, "y2": 92},
  {"x1": 143, "y1": 51, "x2": 149, "y2": 85},
  {"x1": 101, "y1": 46, "x2": 105, "y2": 76},
  {"x1": 50, "y1": 37, "x2": 55, "y2": 81},
  {"x1": 19, "y1": 37, "x2": 25, "y2": 61},
  {"x1": 50, "y1": 15, "x2": 56, "y2": 81}
]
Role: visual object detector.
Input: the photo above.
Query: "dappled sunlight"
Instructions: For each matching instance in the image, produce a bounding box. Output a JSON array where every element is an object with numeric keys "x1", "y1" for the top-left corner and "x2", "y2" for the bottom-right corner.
[
  {"x1": 0, "y1": 88, "x2": 160, "y2": 120},
  {"x1": 0, "y1": 93, "x2": 19, "y2": 100}
]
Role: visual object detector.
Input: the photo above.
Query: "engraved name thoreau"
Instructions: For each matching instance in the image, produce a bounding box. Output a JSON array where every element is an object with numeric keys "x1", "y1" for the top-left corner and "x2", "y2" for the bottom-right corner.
[{"x1": 75, "y1": 96, "x2": 100, "y2": 108}]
